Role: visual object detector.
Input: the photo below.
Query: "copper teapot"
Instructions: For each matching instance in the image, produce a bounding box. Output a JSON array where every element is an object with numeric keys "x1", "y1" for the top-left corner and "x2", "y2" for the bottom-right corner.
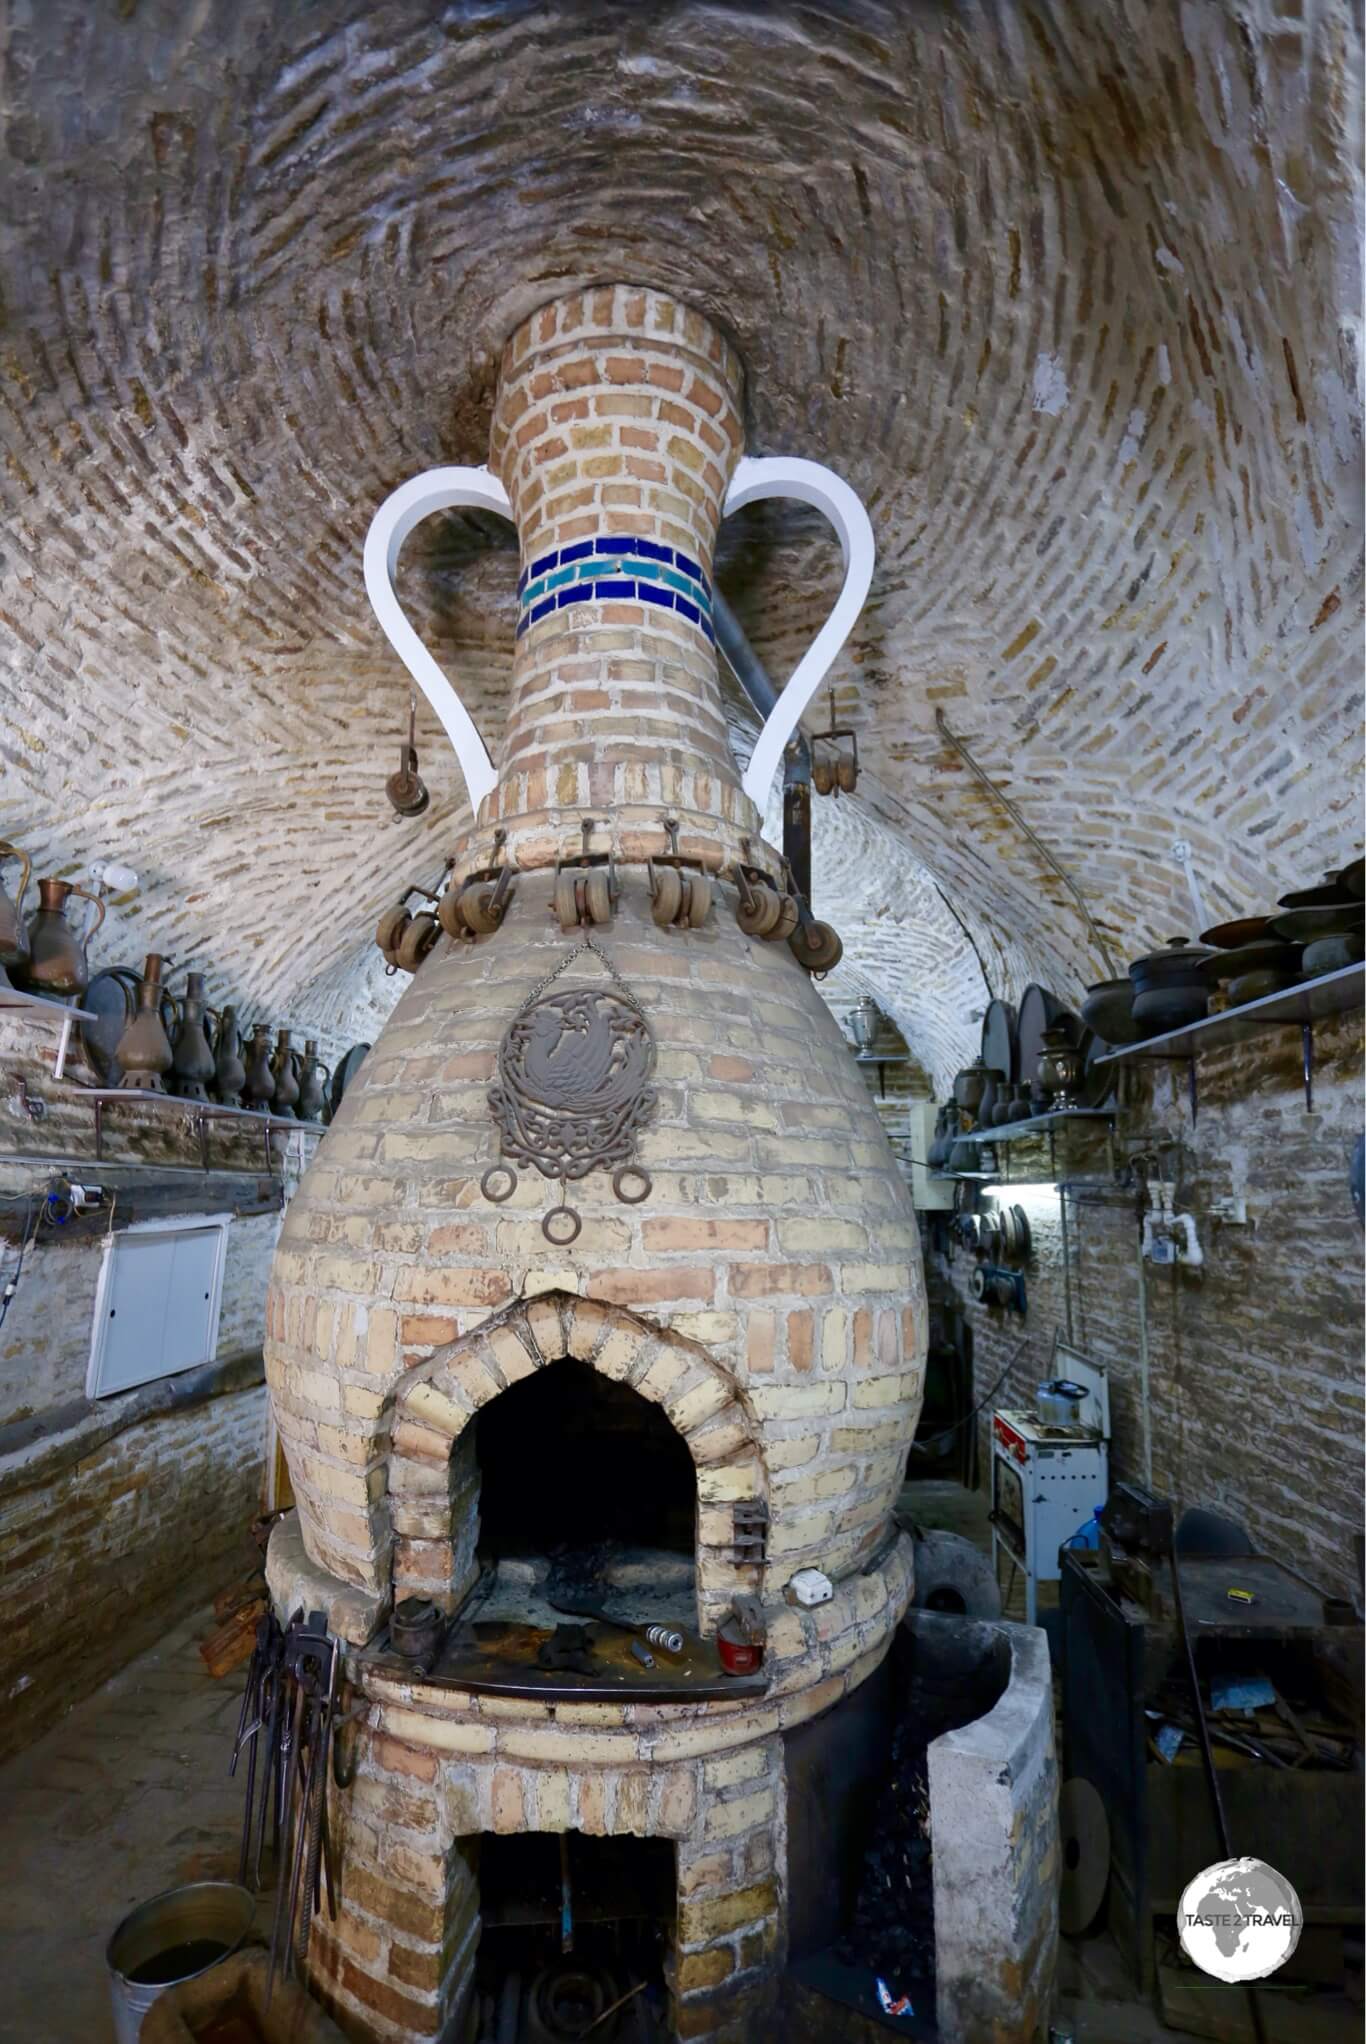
[
  {"x1": 19, "y1": 877, "x2": 105, "y2": 998},
  {"x1": 0, "y1": 841, "x2": 32, "y2": 983}
]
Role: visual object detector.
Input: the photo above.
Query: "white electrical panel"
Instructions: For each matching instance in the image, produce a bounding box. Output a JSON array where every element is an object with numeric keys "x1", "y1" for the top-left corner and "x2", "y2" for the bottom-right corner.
[{"x1": 87, "y1": 1215, "x2": 230, "y2": 1399}]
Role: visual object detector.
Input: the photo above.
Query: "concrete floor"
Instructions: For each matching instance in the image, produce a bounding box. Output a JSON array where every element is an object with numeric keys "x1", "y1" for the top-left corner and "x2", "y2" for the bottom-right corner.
[
  {"x1": 0, "y1": 1499, "x2": 1351, "y2": 2042},
  {"x1": 0, "y1": 1604, "x2": 256, "y2": 2044}
]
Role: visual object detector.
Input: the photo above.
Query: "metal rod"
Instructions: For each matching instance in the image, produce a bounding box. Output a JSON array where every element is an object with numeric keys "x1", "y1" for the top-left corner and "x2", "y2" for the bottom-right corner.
[
  {"x1": 713, "y1": 589, "x2": 814, "y2": 895},
  {"x1": 935, "y1": 709, "x2": 1117, "y2": 977},
  {"x1": 1168, "y1": 1540, "x2": 1270, "y2": 2044},
  {"x1": 1134, "y1": 1219, "x2": 1154, "y2": 1489}
]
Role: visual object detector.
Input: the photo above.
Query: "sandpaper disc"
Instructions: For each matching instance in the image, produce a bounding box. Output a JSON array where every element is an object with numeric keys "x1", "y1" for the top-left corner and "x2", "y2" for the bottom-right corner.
[{"x1": 1059, "y1": 1776, "x2": 1110, "y2": 1936}]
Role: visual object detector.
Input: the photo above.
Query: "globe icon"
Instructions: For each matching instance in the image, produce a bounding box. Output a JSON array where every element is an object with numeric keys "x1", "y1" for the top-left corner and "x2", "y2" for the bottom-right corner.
[{"x1": 1178, "y1": 1857, "x2": 1303, "y2": 1983}]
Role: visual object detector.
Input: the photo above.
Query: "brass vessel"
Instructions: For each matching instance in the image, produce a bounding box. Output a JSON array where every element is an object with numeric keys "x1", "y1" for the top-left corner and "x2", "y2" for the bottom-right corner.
[
  {"x1": 243, "y1": 1024, "x2": 277, "y2": 1111},
  {"x1": 213, "y1": 1007, "x2": 247, "y2": 1109},
  {"x1": 270, "y1": 1029, "x2": 300, "y2": 1118},
  {"x1": 170, "y1": 973, "x2": 217, "y2": 1102},
  {"x1": 115, "y1": 954, "x2": 175, "y2": 1092},
  {"x1": 19, "y1": 877, "x2": 105, "y2": 998},
  {"x1": 297, "y1": 1040, "x2": 330, "y2": 1124}
]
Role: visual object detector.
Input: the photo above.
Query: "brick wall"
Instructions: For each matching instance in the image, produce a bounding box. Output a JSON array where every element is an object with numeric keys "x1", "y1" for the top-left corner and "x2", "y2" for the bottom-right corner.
[
  {"x1": 0, "y1": 1013, "x2": 282, "y2": 1753},
  {"x1": 1, "y1": 3, "x2": 1357, "y2": 1087},
  {"x1": 0, "y1": 1380, "x2": 265, "y2": 1761},
  {"x1": 929, "y1": 1013, "x2": 1364, "y2": 1601}
]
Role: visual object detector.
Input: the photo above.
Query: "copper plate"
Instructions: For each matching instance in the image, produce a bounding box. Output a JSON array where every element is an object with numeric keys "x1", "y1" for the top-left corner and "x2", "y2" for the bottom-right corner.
[
  {"x1": 979, "y1": 998, "x2": 1018, "y2": 1086},
  {"x1": 1199, "y1": 915, "x2": 1272, "y2": 950},
  {"x1": 1016, "y1": 984, "x2": 1067, "y2": 1093}
]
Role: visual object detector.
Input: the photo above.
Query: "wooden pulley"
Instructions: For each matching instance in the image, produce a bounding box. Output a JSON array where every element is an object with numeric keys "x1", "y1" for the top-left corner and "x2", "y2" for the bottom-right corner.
[
  {"x1": 458, "y1": 880, "x2": 505, "y2": 934},
  {"x1": 788, "y1": 917, "x2": 843, "y2": 973},
  {"x1": 769, "y1": 892, "x2": 800, "y2": 943},
  {"x1": 681, "y1": 872, "x2": 712, "y2": 928},
  {"x1": 375, "y1": 904, "x2": 410, "y2": 955},
  {"x1": 584, "y1": 869, "x2": 613, "y2": 927},
  {"x1": 650, "y1": 865, "x2": 684, "y2": 928},
  {"x1": 811, "y1": 758, "x2": 836, "y2": 797},
  {"x1": 554, "y1": 872, "x2": 582, "y2": 931},
  {"x1": 395, "y1": 912, "x2": 438, "y2": 973},
  {"x1": 736, "y1": 878, "x2": 784, "y2": 938},
  {"x1": 836, "y1": 756, "x2": 858, "y2": 793},
  {"x1": 436, "y1": 885, "x2": 466, "y2": 939}
]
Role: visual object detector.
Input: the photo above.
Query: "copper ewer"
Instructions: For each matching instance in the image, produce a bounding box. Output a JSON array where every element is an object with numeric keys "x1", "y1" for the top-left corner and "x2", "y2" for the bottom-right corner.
[{"x1": 18, "y1": 876, "x2": 105, "y2": 998}]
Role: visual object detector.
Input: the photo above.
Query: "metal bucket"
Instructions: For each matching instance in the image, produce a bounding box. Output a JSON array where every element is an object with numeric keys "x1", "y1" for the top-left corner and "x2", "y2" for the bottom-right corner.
[{"x1": 106, "y1": 1880, "x2": 254, "y2": 2043}]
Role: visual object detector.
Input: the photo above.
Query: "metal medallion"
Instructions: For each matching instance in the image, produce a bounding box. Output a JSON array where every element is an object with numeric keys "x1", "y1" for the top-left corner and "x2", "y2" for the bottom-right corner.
[{"x1": 488, "y1": 940, "x2": 656, "y2": 1225}]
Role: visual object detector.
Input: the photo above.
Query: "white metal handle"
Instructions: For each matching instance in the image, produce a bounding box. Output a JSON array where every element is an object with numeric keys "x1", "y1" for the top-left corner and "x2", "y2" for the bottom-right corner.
[
  {"x1": 363, "y1": 466, "x2": 514, "y2": 813},
  {"x1": 722, "y1": 456, "x2": 875, "y2": 809}
]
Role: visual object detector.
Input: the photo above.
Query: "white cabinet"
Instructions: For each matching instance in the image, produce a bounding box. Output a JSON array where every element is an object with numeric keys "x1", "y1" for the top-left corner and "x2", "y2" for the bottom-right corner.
[{"x1": 87, "y1": 1215, "x2": 230, "y2": 1398}]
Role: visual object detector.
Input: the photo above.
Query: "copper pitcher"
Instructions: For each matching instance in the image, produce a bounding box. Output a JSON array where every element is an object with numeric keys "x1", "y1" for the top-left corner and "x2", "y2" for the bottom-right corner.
[
  {"x1": 213, "y1": 1006, "x2": 247, "y2": 1109},
  {"x1": 244, "y1": 1023, "x2": 277, "y2": 1111},
  {"x1": 0, "y1": 841, "x2": 32, "y2": 982},
  {"x1": 271, "y1": 1028, "x2": 301, "y2": 1118},
  {"x1": 115, "y1": 955, "x2": 175, "y2": 1092},
  {"x1": 18, "y1": 877, "x2": 105, "y2": 998},
  {"x1": 296, "y1": 1039, "x2": 331, "y2": 1123},
  {"x1": 170, "y1": 972, "x2": 217, "y2": 1102}
]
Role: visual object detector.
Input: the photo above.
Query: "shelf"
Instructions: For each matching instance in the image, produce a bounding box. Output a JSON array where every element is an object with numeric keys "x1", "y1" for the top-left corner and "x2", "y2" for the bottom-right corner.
[
  {"x1": 59, "y1": 1084, "x2": 323, "y2": 1133},
  {"x1": 1092, "y1": 963, "x2": 1363, "y2": 1064},
  {"x1": 0, "y1": 987, "x2": 97, "y2": 1021},
  {"x1": 1091, "y1": 962, "x2": 1362, "y2": 1117},
  {"x1": 53, "y1": 1081, "x2": 327, "y2": 1163},
  {"x1": 954, "y1": 1109, "x2": 1115, "y2": 1146}
]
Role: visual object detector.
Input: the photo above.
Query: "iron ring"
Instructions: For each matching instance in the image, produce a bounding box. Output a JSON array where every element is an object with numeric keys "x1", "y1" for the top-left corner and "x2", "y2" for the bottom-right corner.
[
  {"x1": 612, "y1": 1166, "x2": 652, "y2": 1205},
  {"x1": 481, "y1": 1165, "x2": 518, "y2": 1204},
  {"x1": 542, "y1": 1205, "x2": 582, "y2": 1246}
]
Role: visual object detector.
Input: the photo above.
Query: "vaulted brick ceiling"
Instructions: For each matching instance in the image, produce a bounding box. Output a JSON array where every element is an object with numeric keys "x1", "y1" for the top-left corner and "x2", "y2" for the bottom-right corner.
[{"x1": 2, "y1": 1, "x2": 1360, "y2": 1089}]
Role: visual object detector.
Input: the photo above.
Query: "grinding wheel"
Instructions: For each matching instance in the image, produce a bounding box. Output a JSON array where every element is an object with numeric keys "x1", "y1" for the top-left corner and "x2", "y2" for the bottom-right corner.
[{"x1": 1059, "y1": 1776, "x2": 1110, "y2": 1936}]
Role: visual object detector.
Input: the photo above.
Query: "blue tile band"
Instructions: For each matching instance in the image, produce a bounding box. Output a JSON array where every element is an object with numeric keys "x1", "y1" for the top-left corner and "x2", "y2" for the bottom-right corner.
[{"x1": 515, "y1": 534, "x2": 714, "y2": 641}]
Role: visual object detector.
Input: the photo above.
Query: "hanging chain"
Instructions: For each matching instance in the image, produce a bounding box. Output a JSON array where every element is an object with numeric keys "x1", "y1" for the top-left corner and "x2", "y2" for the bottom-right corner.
[{"x1": 515, "y1": 932, "x2": 648, "y2": 1025}]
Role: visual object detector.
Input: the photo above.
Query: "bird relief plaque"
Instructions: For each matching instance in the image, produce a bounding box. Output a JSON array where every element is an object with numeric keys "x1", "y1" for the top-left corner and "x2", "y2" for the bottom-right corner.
[{"x1": 483, "y1": 937, "x2": 656, "y2": 1243}]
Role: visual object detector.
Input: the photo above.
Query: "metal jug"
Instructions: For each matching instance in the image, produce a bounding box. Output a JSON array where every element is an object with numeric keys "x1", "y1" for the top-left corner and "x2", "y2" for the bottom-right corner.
[
  {"x1": 19, "y1": 876, "x2": 105, "y2": 998},
  {"x1": 0, "y1": 841, "x2": 32, "y2": 984},
  {"x1": 114, "y1": 955, "x2": 175, "y2": 1092},
  {"x1": 213, "y1": 1006, "x2": 246, "y2": 1109},
  {"x1": 296, "y1": 1039, "x2": 331, "y2": 1123},
  {"x1": 170, "y1": 973, "x2": 217, "y2": 1102},
  {"x1": 243, "y1": 1023, "x2": 277, "y2": 1111},
  {"x1": 270, "y1": 1028, "x2": 301, "y2": 1118}
]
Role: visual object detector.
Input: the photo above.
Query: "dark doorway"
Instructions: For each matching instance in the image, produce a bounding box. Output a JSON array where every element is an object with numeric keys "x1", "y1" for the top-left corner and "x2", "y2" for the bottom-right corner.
[{"x1": 476, "y1": 1358, "x2": 695, "y2": 1560}]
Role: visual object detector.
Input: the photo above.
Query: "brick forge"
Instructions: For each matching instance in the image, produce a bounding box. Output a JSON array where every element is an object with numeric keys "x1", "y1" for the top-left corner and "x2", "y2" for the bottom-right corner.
[{"x1": 263, "y1": 288, "x2": 927, "y2": 2042}]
